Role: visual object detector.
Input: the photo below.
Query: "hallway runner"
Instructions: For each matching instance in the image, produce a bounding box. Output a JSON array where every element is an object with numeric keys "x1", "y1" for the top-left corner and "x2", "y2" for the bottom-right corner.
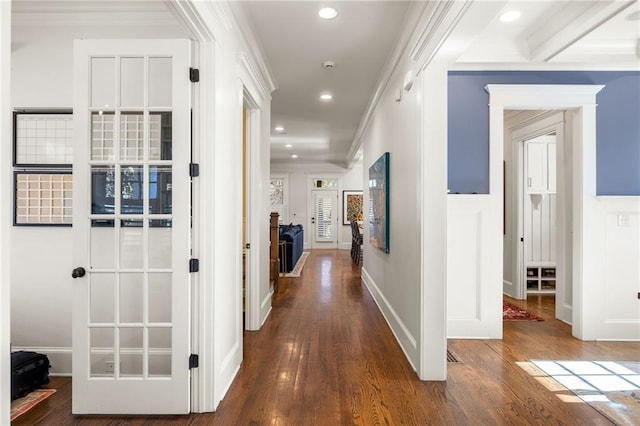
[{"x1": 283, "y1": 251, "x2": 309, "y2": 277}]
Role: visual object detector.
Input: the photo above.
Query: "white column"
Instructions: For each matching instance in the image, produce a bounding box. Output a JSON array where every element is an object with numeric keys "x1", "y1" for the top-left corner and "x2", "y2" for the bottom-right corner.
[
  {"x1": 1, "y1": 1, "x2": 12, "y2": 424},
  {"x1": 419, "y1": 63, "x2": 448, "y2": 380},
  {"x1": 573, "y1": 105, "x2": 600, "y2": 340}
]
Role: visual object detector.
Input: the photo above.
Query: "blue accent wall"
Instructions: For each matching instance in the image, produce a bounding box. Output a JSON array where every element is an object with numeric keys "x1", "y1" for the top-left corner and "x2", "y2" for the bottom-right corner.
[{"x1": 448, "y1": 71, "x2": 640, "y2": 195}]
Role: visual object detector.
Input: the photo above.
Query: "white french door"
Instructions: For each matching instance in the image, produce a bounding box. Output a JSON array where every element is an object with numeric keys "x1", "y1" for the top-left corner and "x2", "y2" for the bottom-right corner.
[
  {"x1": 72, "y1": 39, "x2": 191, "y2": 414},
  {"x1": 311, "y1": 190, "x2": 338, "y2": 249}
]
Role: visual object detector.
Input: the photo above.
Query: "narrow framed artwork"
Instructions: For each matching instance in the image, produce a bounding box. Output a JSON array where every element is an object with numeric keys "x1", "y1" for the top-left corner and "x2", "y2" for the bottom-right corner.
[
  {"x1": 13, "y1": 111, "x2": 73, "y2": 167},
  {"x1": 342, "y1": 190, "x2": 363, "y2": 225},
  {"x1": 368, "y1": 152, "x2": 390, "y2": 253}
]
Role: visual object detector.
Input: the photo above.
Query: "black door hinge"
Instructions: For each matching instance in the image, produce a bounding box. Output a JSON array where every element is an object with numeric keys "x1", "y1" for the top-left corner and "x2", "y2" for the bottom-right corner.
[
  {"x1": 245, "y1": 243, "x2": 251, "y2": 249},
  {"x1": 189, "y1": 258, "x2": 199, "y2": 273},
  {"x1": 189, "y1": 163, "x2": 200, "y2": 177},
  {"x1": 189, "y1": 67, "x2": 200, "y2": 83},
  {"x1": 189, "y1": 354, "x2": 199, "y2": 369}
]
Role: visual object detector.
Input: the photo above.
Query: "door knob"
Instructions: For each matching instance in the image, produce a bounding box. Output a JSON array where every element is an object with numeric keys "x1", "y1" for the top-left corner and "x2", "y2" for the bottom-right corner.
[{"x1": 71, "y1": 267, "x2": 86, "y2": 278}]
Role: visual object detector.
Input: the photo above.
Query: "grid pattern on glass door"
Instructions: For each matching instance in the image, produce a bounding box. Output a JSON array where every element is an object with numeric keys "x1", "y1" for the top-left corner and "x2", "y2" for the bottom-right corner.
[{"x1": 87, "y1": 55, "x2": 173, "y2": 380}]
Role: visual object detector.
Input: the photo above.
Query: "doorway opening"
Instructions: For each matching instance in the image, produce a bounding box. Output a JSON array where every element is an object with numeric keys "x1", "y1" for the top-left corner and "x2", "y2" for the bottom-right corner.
[
  {"x1": 503, "y1": 110, "x2": 568, "y2": 326},
  {"x1": 242, "y1": 93, "x2": 260, "y2": 331}
]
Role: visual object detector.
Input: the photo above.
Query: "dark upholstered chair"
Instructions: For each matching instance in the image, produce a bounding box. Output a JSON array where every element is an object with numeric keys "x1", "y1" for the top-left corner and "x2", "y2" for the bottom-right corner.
[{"x1": 350, "y1": 221, "x2": 363, "y2": 264}]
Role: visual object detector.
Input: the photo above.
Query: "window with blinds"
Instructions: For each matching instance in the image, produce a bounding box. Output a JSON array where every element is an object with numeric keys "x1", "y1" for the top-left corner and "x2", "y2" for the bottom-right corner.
[{"x1": 315, "y1": 195, "x2": 334, "y2": 240}]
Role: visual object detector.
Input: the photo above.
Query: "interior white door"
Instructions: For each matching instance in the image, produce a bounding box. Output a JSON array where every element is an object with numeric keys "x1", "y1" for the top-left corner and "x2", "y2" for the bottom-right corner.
[
  {"x1": 311, "y1": 190, "x2": 338, "y2": 249},
  {"x1": 72, "y1": 39, "x2": 191, "y2": 414},
  {"x1": 523, "y1": 135, "x2": 557, "y2": 296}
]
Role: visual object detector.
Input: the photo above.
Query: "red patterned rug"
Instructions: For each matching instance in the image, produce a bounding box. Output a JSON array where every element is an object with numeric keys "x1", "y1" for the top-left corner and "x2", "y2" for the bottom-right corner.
[
  {"x1": 11, "y1": 389, "x2": 56, "y2": 421},
  {"x1": 503, "y1": 302, "x2": 544, "y2": 321}
]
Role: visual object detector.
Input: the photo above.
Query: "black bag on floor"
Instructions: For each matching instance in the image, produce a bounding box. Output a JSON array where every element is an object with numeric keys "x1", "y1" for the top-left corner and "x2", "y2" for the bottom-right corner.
[{"x1": 11, "y1": 351, "x2": 51, "y2": 400}]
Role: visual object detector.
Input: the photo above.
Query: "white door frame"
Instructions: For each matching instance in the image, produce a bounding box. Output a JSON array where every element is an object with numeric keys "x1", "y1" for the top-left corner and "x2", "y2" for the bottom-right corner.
[
  {"x1": 307, "y1": 175, "x2": 341, "y2": 250},
  {"x1": 309, "y1": 188, "x2": 340, "y2": 250},
  {"x1": 170, "y1": 0, "x2": 276, "y2": 411},
  {"x1": 243, "y1": 93, "x2": 262, "y2": 332},
  {"x1": 0, "y1": 1, "x2": 12, "y2": 423},
  {"x1": 486, "y1": 84, "x2": 604, "y2": 340}
]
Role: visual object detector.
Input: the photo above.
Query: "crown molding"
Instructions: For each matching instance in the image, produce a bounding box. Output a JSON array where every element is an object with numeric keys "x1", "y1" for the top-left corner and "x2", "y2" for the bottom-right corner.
[
  {"x1": 527, "y1": 0, "x2": 637, "y2": 62},
  {"x1": 11, "y1": 11, "x2": 179, "y2": 28},
  {"x1": 165, "y1": 0, "x2": 215, "y2": 42},
  {"x1": 408, "y1": 0, "x2": 474, "y2": 70},
  {"x1": 451, "y1": 62, "x2": 640, "y2": 71},
  {"x1": 344, "y1": 2, "x2": 427, "y2": 169},
  {"x1": 345, "y1": 1, "x2": 477, "y2": 169},
  {"x1": 229, "y1": 3, "x2": 277, "y2": 101}
]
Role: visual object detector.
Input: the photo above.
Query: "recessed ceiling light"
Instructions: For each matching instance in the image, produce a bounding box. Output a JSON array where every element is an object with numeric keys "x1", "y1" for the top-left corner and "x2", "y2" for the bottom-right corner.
[
  {"x1": 318, "y1": 7, "x2": 337, "y2": 20},
  {"x1": 499, "y1": 10, "x2": 521, "y2": 23},
  {"x1": 320, "y1": 93, "x2": 333, "y2": 101},
  {"x1": 291, "y1": 154, "x2": 298, "y2": 159},
  {"x1": 274, "y1": 126, "x2": 285, "y2": 132},
  {"x1": 285, "y1": 144, "x2": 293, "y2": 148}
]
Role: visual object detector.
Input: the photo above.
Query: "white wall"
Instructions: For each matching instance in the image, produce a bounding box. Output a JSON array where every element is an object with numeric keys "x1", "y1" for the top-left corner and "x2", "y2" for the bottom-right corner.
[
  {"x1": 360, "y1": 50, "x2": 422, "y2": 370},
  {"x1": 9, "y1": 22, "x2": 187, "y2": 375},
  {"x1": 1, "y1": 1, "x2": 12, "y2": 423}
]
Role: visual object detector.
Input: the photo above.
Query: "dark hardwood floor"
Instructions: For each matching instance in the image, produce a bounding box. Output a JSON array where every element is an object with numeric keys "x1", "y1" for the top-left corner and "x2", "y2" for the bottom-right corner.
[{"x1": 14, "y1": 250, "x2": 640, "y2": 425}]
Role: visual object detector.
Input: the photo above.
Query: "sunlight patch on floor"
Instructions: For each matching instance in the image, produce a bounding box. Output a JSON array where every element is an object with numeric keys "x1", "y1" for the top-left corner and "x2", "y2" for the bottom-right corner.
[{"x1": 517, "y1": 360, "x2": 640, "y2": 404}]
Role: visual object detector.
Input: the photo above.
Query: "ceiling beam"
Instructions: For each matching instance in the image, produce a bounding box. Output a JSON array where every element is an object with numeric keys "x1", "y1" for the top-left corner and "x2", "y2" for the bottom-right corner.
[{"x1": 527, "y1": 0, "x2": 637, "y2": 62}]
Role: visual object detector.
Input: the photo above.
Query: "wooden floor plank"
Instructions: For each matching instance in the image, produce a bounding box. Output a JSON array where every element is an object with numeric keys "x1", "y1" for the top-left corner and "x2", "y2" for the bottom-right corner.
[{"x1": 13, "y1": 249, "x2": 639, "y2": 425}]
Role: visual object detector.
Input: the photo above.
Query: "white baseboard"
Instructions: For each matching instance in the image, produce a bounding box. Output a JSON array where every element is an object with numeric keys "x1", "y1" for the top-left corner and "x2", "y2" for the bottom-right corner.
[
  {"x1": 259, "y1": 290, "x2": 272, "y2": 328},
  {"x1": 361, "y1": 267, "x2": 418, "y2": 372},
  {"x1": 11, "y1": 346, "x2": 71, "y2": 376}
]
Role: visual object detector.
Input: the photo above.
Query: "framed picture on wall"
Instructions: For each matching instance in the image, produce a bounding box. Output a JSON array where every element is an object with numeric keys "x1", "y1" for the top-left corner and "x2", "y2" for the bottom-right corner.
[
  {"x1": 369, "y1": 152, "x2": 390, "y2": 253},
  {"x1": 13, "y1": 111, "x2": 73, "y2": 167},
  {"x1": 343, "y1": 190, "x2": 363, "y2": 225}
]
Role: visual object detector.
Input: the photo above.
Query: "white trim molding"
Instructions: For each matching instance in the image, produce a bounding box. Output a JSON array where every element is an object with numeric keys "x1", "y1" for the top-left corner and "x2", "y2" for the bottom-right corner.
[{"x1": 485, "y1": 84, "x2": 605, "y2": 108}]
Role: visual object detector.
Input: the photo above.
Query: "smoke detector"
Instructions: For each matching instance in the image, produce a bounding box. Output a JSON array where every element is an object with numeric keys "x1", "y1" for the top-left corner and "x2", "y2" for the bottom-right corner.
[{"x1": 322, "y1": 60, "x2": 335, "y2": 69}]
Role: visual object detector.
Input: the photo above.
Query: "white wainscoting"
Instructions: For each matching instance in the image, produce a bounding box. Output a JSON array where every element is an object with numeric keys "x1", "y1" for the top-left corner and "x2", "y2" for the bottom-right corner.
[
  {"x1": 593, "y1": 197, "x2": 640, "y2": 340},
  {"x1": 447, "y1": 195, "x2": 502, "y2": 339}
]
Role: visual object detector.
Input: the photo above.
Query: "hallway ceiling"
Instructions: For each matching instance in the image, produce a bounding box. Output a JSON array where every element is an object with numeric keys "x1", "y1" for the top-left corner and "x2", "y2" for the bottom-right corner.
[
  {"x1": 236, "y1": 1, "x2": 411, "y2": 168},
  {"x1": 237, "y1": 0, "x2": 639, "y2": 169}
]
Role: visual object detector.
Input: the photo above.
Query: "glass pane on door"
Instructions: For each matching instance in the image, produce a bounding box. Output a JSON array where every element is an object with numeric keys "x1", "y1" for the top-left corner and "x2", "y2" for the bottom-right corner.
[{"x1": 86, "y1": 54, "x2": 176, "y2": 382}]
